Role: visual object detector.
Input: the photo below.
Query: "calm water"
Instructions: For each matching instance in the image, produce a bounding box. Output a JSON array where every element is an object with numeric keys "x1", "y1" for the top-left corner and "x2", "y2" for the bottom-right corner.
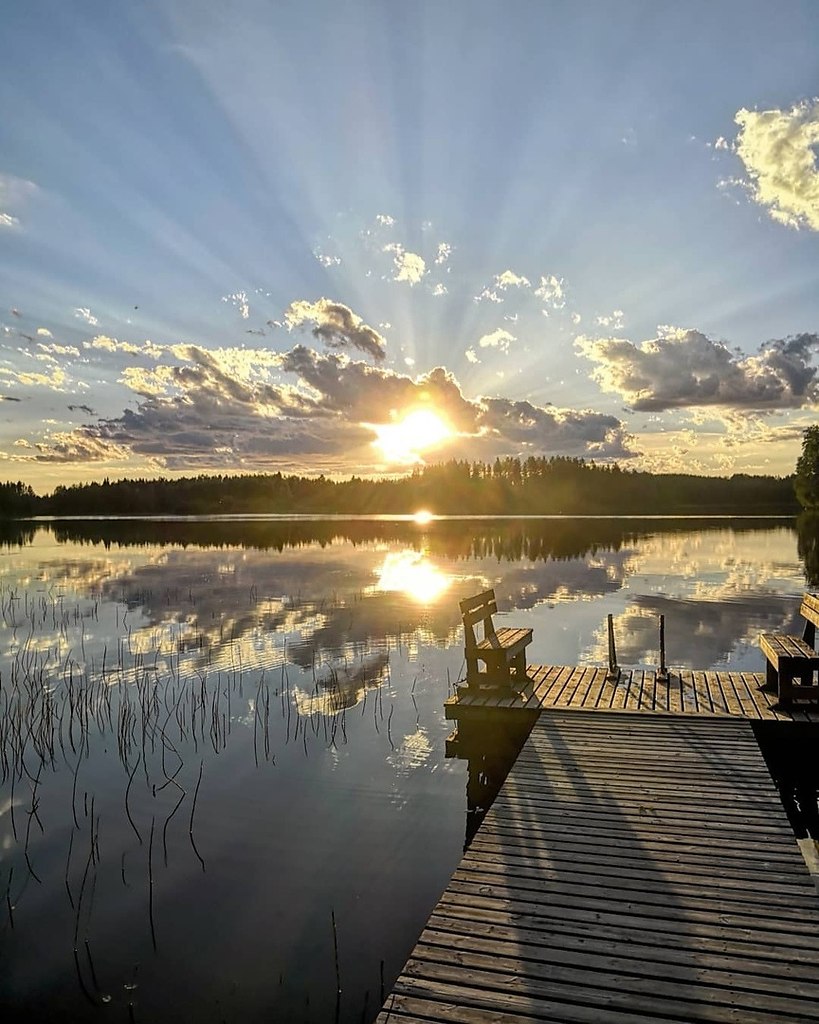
[{"x1": 0, "y1": 515, "x2": 814, "y2": 1022}]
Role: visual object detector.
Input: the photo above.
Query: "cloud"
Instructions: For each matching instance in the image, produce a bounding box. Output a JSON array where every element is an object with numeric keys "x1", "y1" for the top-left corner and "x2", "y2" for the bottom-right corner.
[
  {"x1": 375, "y1": 213, "x2": 395, "y2": 226},
  {"x1": 383, "y1": 243, "x2": 426, "y2": 284},
  {"x1": 222, "y1": 290, "x2": 250, "y2": 319},
  {"x1": 435, "y1": 242, "x2": 452, "y2": 265},
  {"x1": 534, "y1": 275, "x2": 565, "y2": 309},
  {"x1": 431, "y1": 283, "x2": 448, "y2": 297},
  {"x1": 595, "y1": 309, "x2": 624, "y2": 330},
  {"x1": 40, "y1": 343, "x2": 80, "y2": 357},
  {"x1": 577, "y1": 326, "x2": 819, "y2": 411},
  {"x1": 29, "y1": 433, "x2": 129, "y2": 463},
  {"x1": 12, "y1": 315, "x2": 636, "y2": 470},
  {"x1": 476, "y1": 397, "x2": 635, "y2": 459},
  {"x1": 0, "y1": 365, "x2": 69, "y2": 391},
  {"x1": 465, "y1": 348, "x2": 479, "y2": 364},
  {"x1": 733, "y1": 98, "x2": 819, "y2": 230},
  {"x1": 283, "y1": 298, "x2": 386, "y2": 360},
  {"x1": 37, "y1": 328, "x2": 53, "y2": 338},
  {"x1": 0, "y1": 213, "x2": 19, "y2": 229},
  {"x1": 475, "y1": 269, "x2": 531, "y2": 303},
  {"x1": 313, "y1": 249, "x2": 341, "y2": 267},
  {"x1": 495, "y1": 270, "x2": 530, "y2": 289},
  {"x1": 478, "y1": 328, "x2": 516, "y2": 353},
  {"x1": 74, "y1": 307, "x2": 99, "y2": 327}
]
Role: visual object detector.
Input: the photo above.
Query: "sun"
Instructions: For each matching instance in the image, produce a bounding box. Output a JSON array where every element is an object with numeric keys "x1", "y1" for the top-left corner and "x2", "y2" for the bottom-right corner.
[{"x1": 370, "y1": 409, "x2": 453, "y2": 464}]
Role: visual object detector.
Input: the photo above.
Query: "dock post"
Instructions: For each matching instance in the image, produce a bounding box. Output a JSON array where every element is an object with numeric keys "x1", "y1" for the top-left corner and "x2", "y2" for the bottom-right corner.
[
  {"x1": 657, "y1": 613, "x2": 668, "y2": 683},
  {"x1": 606, "y1": 613, "x2": 619, "y2": 681}
]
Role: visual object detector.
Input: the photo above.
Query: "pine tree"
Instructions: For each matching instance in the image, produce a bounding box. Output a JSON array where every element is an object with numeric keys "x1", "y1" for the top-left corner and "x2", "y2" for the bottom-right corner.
[{"x1": 795, "y1": 426, "x2": 819, "y2": 509}]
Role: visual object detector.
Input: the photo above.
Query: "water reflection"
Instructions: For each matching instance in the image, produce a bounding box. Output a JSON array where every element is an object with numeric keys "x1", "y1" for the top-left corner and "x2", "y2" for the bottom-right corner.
[
  {"x1": 371, "y1": 550, "x2": 452, "y2": 604},
  {"x1": 0, "y1": 514, "x2": 812, "y2": 1022},
  {"x1": 797, "y1": 512, "x2": 819, "y2": 588}
]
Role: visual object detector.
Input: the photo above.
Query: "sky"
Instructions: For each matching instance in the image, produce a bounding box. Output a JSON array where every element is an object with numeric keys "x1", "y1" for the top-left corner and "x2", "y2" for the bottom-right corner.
[{"x1": 2, "y1": 0, "x2": 819, "y2": 491}]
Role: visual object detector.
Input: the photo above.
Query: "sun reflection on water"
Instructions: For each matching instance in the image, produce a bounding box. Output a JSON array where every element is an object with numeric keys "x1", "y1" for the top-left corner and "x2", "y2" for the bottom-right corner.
[{"x1": 371, "y1": 549, "x2": 451, "y2": 604}]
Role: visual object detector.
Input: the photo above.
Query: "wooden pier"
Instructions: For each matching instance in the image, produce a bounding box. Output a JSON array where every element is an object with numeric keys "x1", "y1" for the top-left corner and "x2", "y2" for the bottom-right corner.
[
  {"x1": 445, "y1": 665, "x2": 819, "y2": 723},
  {"x1": 379, "y1": 709, "x2": 819, "y2": 1023},
  {"x1": 379, "y1": 659, "x2": 819, "y2": 1021}
]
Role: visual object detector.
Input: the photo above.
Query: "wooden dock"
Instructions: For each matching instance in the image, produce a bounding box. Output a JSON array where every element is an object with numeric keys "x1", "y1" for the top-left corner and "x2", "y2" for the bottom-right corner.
[
  {"x1": 379, "y1": 710, "x2": 819, "y2": 1023},
  {"x1": 445, "y1": 665, "x2": 819, "y2": 723}
]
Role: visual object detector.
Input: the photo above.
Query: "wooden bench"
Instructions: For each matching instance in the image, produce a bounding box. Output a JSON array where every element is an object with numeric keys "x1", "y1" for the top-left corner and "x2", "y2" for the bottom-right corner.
[
  {"x1": 460, "y1": 588, "x2": 532, "y2": 691},
  {"x1": 759, "y1": 593, "x2": 819, "y2": 704}
]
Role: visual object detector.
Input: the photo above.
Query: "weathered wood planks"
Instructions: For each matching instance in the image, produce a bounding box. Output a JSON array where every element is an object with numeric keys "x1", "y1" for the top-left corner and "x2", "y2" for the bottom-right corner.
[
  {"x1": 445, "y1": 665, "x2": 819, "y2": 722},
  {"x1": 377, "y1": 711, "x2": 819, "y2": 1023}
]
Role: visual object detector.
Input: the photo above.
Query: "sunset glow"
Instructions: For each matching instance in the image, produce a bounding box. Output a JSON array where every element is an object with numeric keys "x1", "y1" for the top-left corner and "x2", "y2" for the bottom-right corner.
[
  {"x1": 0, "y1": 3, "x2": 817, "y2": 488},
  {"x1": 371, "y1": 410, "x2": 453, "y2": 465}
]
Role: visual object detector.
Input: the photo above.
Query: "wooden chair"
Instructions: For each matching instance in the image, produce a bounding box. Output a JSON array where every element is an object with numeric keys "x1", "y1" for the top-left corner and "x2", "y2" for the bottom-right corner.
[
  {"x1": 459, "y1": 588, "x2": 532, "y2": 691},
  {"x1": 759, "y1": 593, "x2": 819, "y2": 703}
]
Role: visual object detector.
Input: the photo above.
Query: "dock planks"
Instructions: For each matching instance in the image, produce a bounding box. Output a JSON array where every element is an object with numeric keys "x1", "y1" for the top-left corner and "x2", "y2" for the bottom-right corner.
[
  {"x1": 445, "y1": 665, "x2": 819, "y2": 722},
  {"x1": 378, "y1": 711, "x2": 819, "y2": 1023}
]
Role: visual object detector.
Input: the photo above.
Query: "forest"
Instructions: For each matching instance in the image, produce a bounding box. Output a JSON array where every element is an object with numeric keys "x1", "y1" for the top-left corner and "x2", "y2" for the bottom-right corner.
[{"x1": 0, "y1": 456, "x2": 800, "y2": 518}]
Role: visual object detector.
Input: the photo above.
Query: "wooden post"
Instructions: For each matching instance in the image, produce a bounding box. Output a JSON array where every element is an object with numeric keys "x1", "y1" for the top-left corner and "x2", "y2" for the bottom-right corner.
[
  {"x1": 657, "y1": 614, "x2": 668, "y2": 683},
  {"x1": 607, "y1": 614, "x2": 619, "y2": 681}
]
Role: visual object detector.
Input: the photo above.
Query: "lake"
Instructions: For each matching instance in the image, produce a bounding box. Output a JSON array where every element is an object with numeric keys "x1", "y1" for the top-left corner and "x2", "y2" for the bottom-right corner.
[{"x1": 0, "y1": 515, "x2": 814, "y2": 1022}]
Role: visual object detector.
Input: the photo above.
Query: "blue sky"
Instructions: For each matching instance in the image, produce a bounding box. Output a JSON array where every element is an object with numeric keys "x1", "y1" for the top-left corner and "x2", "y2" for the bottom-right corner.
[{"x1": 2, "y1": 0, "x2": 819, "y2": 489}]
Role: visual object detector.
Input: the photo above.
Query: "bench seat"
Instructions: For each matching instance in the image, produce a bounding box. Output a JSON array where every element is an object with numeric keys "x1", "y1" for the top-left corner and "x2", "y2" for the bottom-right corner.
[
  {"x1": 460, "y1": 590, "x2": 532, "y2": 691},
  {"x1": 759, "y1": 598, "x2": 819, "y2": 703}
]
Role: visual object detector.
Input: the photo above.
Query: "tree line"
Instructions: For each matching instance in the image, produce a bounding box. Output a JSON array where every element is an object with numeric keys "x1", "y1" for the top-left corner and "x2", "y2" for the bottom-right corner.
[{"x1": 0, "y1": 456, "x2": 800, "y2": 517}]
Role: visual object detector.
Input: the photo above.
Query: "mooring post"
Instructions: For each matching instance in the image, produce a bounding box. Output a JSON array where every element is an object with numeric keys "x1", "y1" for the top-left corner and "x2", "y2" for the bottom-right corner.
[
  {"x1": 606, "y1": 613, "x2": 619, "y2": 681},
  {"x1": 657, "y1": 613, "x2": 668, "y2": 683}
]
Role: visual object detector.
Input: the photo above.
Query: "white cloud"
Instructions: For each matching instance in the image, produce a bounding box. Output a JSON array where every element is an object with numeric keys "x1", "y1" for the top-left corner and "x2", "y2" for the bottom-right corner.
[
  {"x1": 0, "y1": 213, "x2": 19, "y2": 229},
  {"x1": 595, "y1": 309, "x2": 624, "y2": 330},
  {"x1": 478, "y1": 328, "x2": 516, "y2": 353},
  {"x1": 74, "y1": 307, "x2": 99, "y2": 327},
  {"x1": 383, "y1": 244, "x2": 426, "y2": 285},
  {"x1": 376, "y1": 213, "x2": 395, "y2": 226},
  {"x1": 465, "y1": 348, "x2": 479, "y2": 364},
  {"x1": 576, "y1": 327, "x2": 819, "y2": 412},
  {"x1": 431, "y1": 283, "x2": 448, "y2": 296},
  {"x1": 534, "y1": 274, "x2": 566, "y2": 309},
  {"x1": 434, "y1": 242, "x2": 452, "y2": 265},
  {"x1": 733, "y1": 98, "x2": 819, "y2": 230},
  {"x1": 313, "y1": 249, "x2": 341, "y2": 267},
  {"x1": 476, "y1": 269, "x2": 535, "y2": 303},
  {"x1": 36, "y1": 327, "x2": 53, "y2": 338},
  {"x1": 495, "y1": 270, "x2": 530, "y2": 290},
  {"x1": 222, "y1": 290, "x2": 250, "y2": 319}
]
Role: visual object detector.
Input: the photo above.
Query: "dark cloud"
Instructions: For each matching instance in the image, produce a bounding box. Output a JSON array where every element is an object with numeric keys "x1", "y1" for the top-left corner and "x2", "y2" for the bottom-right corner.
[
  {"x1": 578, "y1": 329, "x2": 819, "y2": 411},
  {"x1": 284, "y1": 298, "x2": 386, "y2": 361},
  {"x1": 26, "y1": 339, "x2": 634, "y2": 469},
  {"x1": 279, "y1": 347, "x2": 479, "y2": 429},
  {"x1": 68, "y1": 404, "x2": 96, "y2": 416},
  {"x1": 476, "y1": 397, "x2": 635, "y2": 458},
  {"x1": 2, "y1": 396, "x2": 22, "y2": 402}
]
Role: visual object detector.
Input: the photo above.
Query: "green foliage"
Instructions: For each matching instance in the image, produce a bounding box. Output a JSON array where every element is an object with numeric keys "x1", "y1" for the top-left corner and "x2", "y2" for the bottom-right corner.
[{"x1": 795, "y1": 426, "x2": 819, "y2": 509}]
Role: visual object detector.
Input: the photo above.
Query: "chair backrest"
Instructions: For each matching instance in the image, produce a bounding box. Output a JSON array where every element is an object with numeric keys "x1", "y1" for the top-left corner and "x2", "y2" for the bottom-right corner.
[
  {"x1": 459, "y1": 589, "x2": 498, "y2": 648},
  {"x1": 801, "y1": 593, "x2": 819, "y2": 647}
]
